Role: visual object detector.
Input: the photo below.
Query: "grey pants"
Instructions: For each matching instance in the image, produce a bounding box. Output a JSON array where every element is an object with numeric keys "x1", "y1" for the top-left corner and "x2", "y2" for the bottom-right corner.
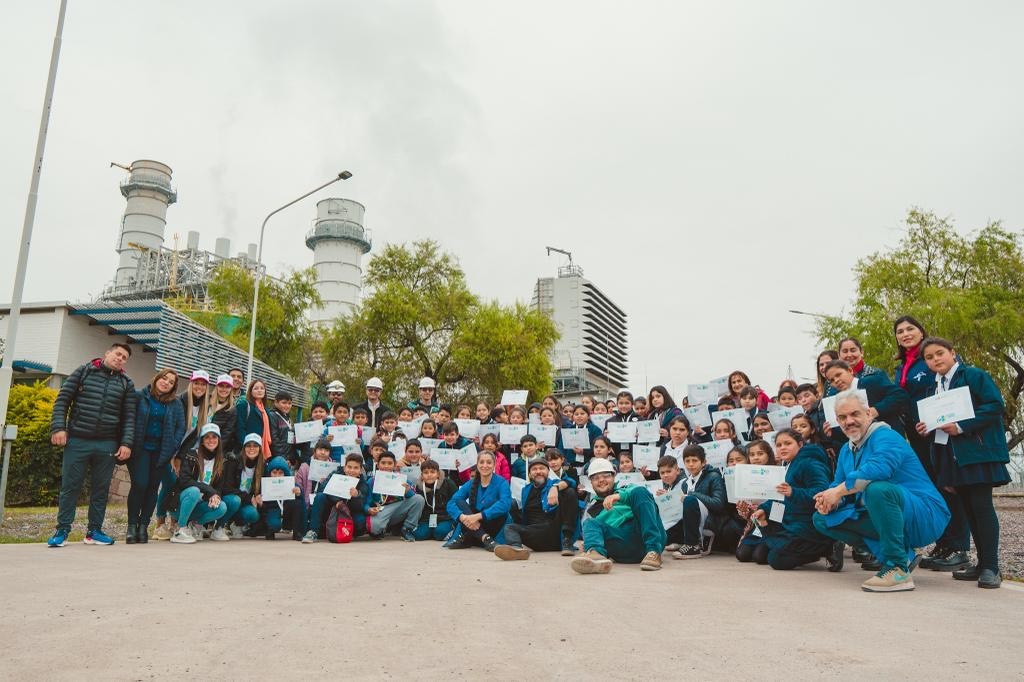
[
  {"x1": 367, "y1": 495, "x2": 425, "y2": 536},
  {"x1": 56, "y1": 438, "x2": 117, "y2": 532}
]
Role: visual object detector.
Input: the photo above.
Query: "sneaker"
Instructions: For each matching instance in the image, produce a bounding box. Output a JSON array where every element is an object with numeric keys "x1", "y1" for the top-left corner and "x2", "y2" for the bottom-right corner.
[
  {"x1": 188, "y1": 522, "x2": 204, "y2": 541},
  {"x1": 495, "y1": 544, "x2": 531, "y2": 561},
  {"x1": 481, "y1": 535, "x2": 498, "y2": 552},
  {"x1": 152, "y1": 524, "x2": 172, "y2": 541},
  {"x1": 83, "y1": 529, "x2": 114, "y2": 545},
  {"x1": 861, "y1": 566, "x2": 915, "y2": 592},
  {"x1": 664, "y1": 543, "x2": 682, "y2": 552},
  {"x1": 674, "y1": 545, "x2": 703, "y2": 559},
  {"x1": 228, "y1": 523, "x2": 245, "y2": 538},
  {"x1": 301, "y1": 530, "x2": 318, "y2": 544},
  {"x1": 978, "y1": 568, "x2": 1002, "y2": 589},
  {"x1": 444, "y1": 536, "x2": 469, "y2": 550},
  {"x1": 401, "y1": 530, "x2": 416, "y2": 543},
  {"x1": 919, "y1": 545, "x2": 948, "y2": 570},
  {"x1": 952, "y1": 564, "x2": 980, "y2": 581},
  {"x1": 210, "y1": 528, "x2": 230, "y2": 542},
  {"x1": 571, "y1": 549, "x2": 613, "y2": 574},
  {"x1": 47, "y1": 530, "x2": 69, "y2": 548},
  {"x1": 929, "y1": 550, "x2": 971, "y2": 572},
  {"x1": 560, "y1": 538, "x2": 575, "y2": 557},
  {"x1": 170, "y1": 528, "x2": 196, "y2": 544},
  {"x1": 826, "y1": 541, "x2": 845, "y2": 573},
  {"x1": 640, "y1": 551, "x2": 662, "y2": 571}
]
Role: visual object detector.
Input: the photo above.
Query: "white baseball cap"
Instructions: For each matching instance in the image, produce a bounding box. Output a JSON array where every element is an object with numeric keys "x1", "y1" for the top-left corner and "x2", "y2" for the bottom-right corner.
[
  {"x1": 199, "y1": 423, "x2": 221, "y2": 438},
  {"x1": 243, "y1": 433, "x2": 263, "y2": 446},
  {"x1": 366, "y1": 377, "x2": 384, "y2": 390},
  {"x1": 418, "y1": 377, "x2": 436, "y2": 389},
  {"x1": 327, "y1": 380, "x2": 345, "y2": 392},
  {"x1": 215, "y1": 373, "x2": 234, "y2": 387},
  {"x1": 587, "y1": 458, "x2": 616, "y2": 476},
  {"x1": 190, "y1": 370, "x2": 211, "y2": 383}
]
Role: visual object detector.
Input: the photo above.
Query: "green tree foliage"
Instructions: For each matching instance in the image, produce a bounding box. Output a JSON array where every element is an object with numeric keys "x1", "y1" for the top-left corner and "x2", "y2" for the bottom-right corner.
[
  {"x1": 5, "y1": 382, "x2": 64, "y2": 505},
  {"x1": 184, "y1": 263, "x2": 322, "y2": 378},
  {"x1": 320, "y1": 240, "x2": 558, "y2": 406},
  {"x1": 814, "y1": 209, "x2": 1024, "y2": 448}
]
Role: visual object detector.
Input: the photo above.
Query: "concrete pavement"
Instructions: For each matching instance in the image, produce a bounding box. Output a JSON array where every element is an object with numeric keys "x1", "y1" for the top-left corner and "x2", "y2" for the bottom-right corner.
[{"x1": 1, "y1": 539, "x2": 1021, "y2": 680}]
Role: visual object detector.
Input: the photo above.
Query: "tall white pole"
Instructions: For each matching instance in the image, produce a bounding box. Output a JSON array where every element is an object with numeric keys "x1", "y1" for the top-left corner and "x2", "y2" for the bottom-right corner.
[
  {"x1": 245, "y1": 171, "x2": 352, "y2": 382},
  {"x1": 0, "y1": 0, "x2": 69, "y2": 517}
]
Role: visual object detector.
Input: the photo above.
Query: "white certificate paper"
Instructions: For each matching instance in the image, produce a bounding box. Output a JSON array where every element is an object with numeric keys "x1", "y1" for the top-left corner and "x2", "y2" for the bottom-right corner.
[
  {"x1": 711, "y1": 408, "x2": 749, "y2": 438},
  {"x1": 821, "y1": 389, "x2": 868, "y2": 427},
  {"x1": 454, "y1": 419, "x2": 481, "y2": 439},
  {"x1": 419, "y1": 438, "x2": 441, "y2": 454},
  {"x1": 606, "y1": 421, "x2": 638, "y2": 444},
  {"x1": 733, "y1": 464, "x2": 786, "y2": 501},
  {"x1": 590, "y1": 414, "x2": 612, "y2": 430},
  {"x1": 682, "y1": 405, "x2": 713, "y2": 429},
  {"x1": 767, "y1": 406, "x2": 804, "y2": 432},
  {"x1": 723, "y1": 465, "x2": 737, "y2": 503},
  {"x1": 654, "y1": 491, "x2": 684, "y2": 529},
  {"x1": 688, "y1": 383, "x2": 717, "y2": 406},
  {"x1": 632, "y1": 444, "x2": 661, "y2": 471},
  {"x1": 327, "y1": 424, "x2": 360, "y2": 446},
  {"x1": 635, "y1": 419, "x2": 660, "y2": 443},
  {"x1": 308, "y1": 459, "x2": 338, "y2": 482},
  {"x1": 429, "y1": 447, "x2": 459, "y2": 470},
  {"x1": 260, "y1": 476, "x2": 295, "y2": 502},
  {"x1": 499, "y1": 423, "x2": 528, "y2": 444},
  {"x1": 528, "y1": 423, "x2": 558, "y2": 445},
  {"x1": 560, "y1": 428, "x2": 591, "y2": 451},
  {"x1": 388, "y1": 438, "x2": 407, "y2": 459},
  {"x1": 614, "y1": 472, "x2": 646, "y2": 487},
  {"x1": 480, "y1": 423, "x2": 502, "y2": 440},
  {"x1": 456, "y1": 444, "x2": 479, "y2": 471},
  {"x1": 371, "y1": 471, "x2": 408, "y2": 496},
  {"x1": 293, "y1": 419, "x2": 324, "y2": 444},
  {"x1": 917, "y1": 387, "x2": 975, "y2": 432},
  {"x1": 322, "y1": 474, "x2": 360, "y2": 499},
  {"x1": 701, "y1": 440, "x2": 733, "y2": 470},
  {"x1": 510, "y1": 477, "x2": 528, "y2": 507},
  {"x1": 500, "y1": 389, "x2": 529, "y2": 406},
  {"x1": 400, "y1": 465, "x2": 421, "y2": 485},
  {"x1": 397, "y1": 416, "x2": 425, "y2": 439}
]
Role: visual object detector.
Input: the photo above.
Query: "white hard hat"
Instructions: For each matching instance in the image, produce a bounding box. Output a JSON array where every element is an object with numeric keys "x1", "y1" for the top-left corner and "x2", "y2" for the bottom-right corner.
[
  {"x1": 588, "y1": 458, "x2": 616, "y2": 476},
  {"x1": 326, "y1": 380, "x2": 345, "y2": 392},
  {"x1": 418, "y1": 377, "x2": 436, "y2": 389},
  {"x1": 366, "y1": 377, "x2": 384, "y2": 390}
]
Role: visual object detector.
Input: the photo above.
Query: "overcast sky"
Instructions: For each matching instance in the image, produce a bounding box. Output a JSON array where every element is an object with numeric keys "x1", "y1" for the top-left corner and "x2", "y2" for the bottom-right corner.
[{"x1": 2, "y1": 1, "x2": 1022, "y2": 398}]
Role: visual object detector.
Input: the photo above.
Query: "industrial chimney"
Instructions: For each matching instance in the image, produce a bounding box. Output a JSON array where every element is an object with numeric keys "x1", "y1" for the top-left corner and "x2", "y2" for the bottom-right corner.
[
  {"x1": 305, "y1": 198, "x2": 371, "y2": 323},
  {"x1": 113, "y1": 160, "x2": 176, "y2": 289}
]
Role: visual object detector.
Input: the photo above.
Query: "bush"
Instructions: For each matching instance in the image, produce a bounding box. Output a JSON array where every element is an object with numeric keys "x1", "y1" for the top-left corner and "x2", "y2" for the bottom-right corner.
[{"x1": 5, "y1": 382, "x2": 64, "y2": 506}]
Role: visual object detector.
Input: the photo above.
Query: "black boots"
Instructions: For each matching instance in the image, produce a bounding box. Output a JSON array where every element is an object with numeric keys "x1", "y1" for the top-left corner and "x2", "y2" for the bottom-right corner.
[
  {"x1": 126, "y1": 524, "x2": 138, "y2": 545},
  {"x1": 137, "y1": 524, "x2": 148, "y2": 543}
]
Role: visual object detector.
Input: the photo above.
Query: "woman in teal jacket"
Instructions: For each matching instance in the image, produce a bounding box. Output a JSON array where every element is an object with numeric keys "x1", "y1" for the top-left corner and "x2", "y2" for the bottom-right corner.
[
  {"x1": 752, "y1": 429, "x2": 842, "y2": 571},
  {"x1": 915, "y1": 337, "x2": 1010, "y2": 589}
]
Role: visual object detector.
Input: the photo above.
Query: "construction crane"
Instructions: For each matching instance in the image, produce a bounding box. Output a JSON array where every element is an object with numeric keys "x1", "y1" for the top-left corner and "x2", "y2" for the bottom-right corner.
[{"x1": 545, "y1": 246, "x2": 583, "y2": 277}]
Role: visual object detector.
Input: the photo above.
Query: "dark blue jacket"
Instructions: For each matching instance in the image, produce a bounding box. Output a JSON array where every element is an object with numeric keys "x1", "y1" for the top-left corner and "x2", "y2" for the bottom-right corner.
[
  {"x1": 760, "y1": 444, "x2": 831, "y2": 546},
  {"x1": 235, "y1": 398, "x2": 267, "y2": 442},
  {"x1": 857, "y1": 372, "x2": 910, "y2": 436},
  {"x1": 131, "y1": 387, "x2": 185, "y2": 467},
  {"x1": 559, "y1": 421, "x2": 603, "y2": 463},
  {"x1": 926, "y1": 365, "x2": 1010, "y2": 467}
]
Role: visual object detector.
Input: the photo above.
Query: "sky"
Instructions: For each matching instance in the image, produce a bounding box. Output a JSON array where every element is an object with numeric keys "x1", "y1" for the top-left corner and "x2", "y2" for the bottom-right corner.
[{"x1": 2, "y1": 1, "x2": 1023, "y2": 399}]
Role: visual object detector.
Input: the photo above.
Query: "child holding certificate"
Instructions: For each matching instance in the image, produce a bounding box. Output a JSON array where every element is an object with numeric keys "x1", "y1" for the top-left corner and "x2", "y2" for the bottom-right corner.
[
  {"x1": 583, "y1": 437, "x2": 619, "y2": 476},
  {"x1": 659, "y1": 416, "x2": 697, "y2": 464},
  {"x1": 260, "y1": 456, "x2": 306, "y2": 541},
  {"x1": 647, "y1": 385, "x2": 683, "y2": 445},
  {"x1": 671, "y1": 445, "x2": 727, "y2": 559},
  {"x1": 655, "y1": 455, "x2": 686, "y2": 550},
  {"x1": 750, "y1": 413, "x2": 774, "y2": 440},
  {"x1": 915, "y1": 337, "x2": 1011, "y2": 589},
  {"x1": 509, "y1": 434, "x2": 538, "y2": 480},
  {"x1": 749, "y1": 429, "x2": 842, "y2": 571},
  {"x1": 712, "y1": 419, "x2": 742, "y2": 447},
  {"x1": 562, "y1": 405, "x2": 602, "y2": 464},
  {"x1": 304, "y1": 453, "x2": 369, "y2": 542},
  {"x1": 605, "y1": 390, "x2": 639, "y2": 453},
  {"x1": 365, "y1": 452, "x2": 425, "y2": 541},
  {"x1": 413, "y1": 460, "x2": 459, "y2": 541},
  {"x1": 466, "y1": 433, "x2": 511, "y2": 482},
  {"x1": 434, "y1": 422, "x2": 474, "y2": 483}
]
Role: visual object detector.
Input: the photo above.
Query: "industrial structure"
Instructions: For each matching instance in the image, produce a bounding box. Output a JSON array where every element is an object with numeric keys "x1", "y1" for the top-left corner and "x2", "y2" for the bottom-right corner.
[
  {"x1": 533, "y1": 248, "x2": 629, "y2": 400},
  {"x1": 305, "y1": 198, "x2": 372, "y2": 323},
  {"x1": 100, "y1": 160, "x2": 372, "y2": 326}
]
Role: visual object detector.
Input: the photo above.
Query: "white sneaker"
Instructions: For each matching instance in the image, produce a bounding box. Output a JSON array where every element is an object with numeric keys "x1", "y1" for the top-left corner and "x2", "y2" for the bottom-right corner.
[
  {"x1": 170, "y1": 528, "x2": 196, "y2": 544},
  {"x1": 301, "y1": 530, "x2": 318, "y2": 544},
  {"x1": 188, "y1": 522, "x2": 204, "y2": 541},
  {"x1": 210, "y1": 528, "x2": 230, "y2": 542},
  {"x1": 228, "y1": 523, "x2": 245, "y2": 538},
  {"x1": 665, "y1": 543, "x2": 681, "y2": 552}
]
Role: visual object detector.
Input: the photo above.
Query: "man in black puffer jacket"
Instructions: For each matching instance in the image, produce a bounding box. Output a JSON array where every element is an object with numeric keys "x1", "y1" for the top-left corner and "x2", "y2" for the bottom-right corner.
[{"x1": 47, "y1": 343, "x2": 137, "y2": 547}]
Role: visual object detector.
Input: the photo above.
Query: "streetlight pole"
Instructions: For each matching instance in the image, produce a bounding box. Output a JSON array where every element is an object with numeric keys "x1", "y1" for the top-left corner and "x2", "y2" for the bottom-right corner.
[
  {"x1": 788, "y1": 309, "x2": 830, "y2": 320},
  {"x1": 0, "y1": 0, "x2": 68, "y2": 518},
  {"x1": 245, "y1": 171, "x2": 352, "y2": 382}
]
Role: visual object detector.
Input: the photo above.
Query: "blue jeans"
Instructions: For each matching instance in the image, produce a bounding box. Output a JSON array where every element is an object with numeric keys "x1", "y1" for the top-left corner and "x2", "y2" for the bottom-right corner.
[
  {"x1": 413, "y1": 519, "x2": 454, "y2": 541},
  {"x1": 56, "y1": 437, "x2": 117, "y2": 533},
  {"x1": 176, "y1": 487, "x2": 227, "y2": 526},
  {"x1": 154, "y1": 464, "x2": 177, "y2": 520},
  {"x1": 582, "y1": 487, "x2": 666, "y2": 563}
]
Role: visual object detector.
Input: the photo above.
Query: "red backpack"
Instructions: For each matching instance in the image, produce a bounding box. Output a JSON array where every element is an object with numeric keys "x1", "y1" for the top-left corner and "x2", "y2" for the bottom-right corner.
[{"x1": 325, "y1": 505, "x2": 355, "y2": 543}]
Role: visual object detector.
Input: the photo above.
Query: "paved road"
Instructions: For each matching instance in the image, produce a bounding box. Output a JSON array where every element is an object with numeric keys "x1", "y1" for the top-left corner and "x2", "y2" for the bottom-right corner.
[{"x1": 2, "y1": 540, "x2": 1021, "y2": 680}]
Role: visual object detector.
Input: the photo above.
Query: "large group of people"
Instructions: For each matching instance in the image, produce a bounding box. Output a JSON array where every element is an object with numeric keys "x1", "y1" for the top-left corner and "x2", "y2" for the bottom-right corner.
[{"x1": 46, "y1": 314, "x2": 1012, "y2": 591}]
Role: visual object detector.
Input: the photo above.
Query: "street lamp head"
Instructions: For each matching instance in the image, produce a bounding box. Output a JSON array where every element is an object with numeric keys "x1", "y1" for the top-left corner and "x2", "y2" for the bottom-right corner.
[{"x1": 338, "y1": 171, "x2": 353, "y2": 180}]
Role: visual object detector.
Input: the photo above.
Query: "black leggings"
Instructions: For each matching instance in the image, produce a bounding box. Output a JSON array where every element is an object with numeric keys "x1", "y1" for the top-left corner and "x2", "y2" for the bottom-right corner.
[
  {"x1": 736, "y1": 542, "x2": 768, "y2": 564},
  {"x1": 955, "y1": 484, "x2": 1000, "y2": 572}
]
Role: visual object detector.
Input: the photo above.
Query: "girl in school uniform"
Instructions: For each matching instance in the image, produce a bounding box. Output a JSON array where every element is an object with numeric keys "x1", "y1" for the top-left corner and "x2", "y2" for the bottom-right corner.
[
  {"x1": 498, "y1": 407, "x2": 528, "y2": 463},
  {"x1": 915, "y1": 337, "x2": 1011, "y2": 588},
  {"x1": 712, "y1": 419, "x2": 742, "y2": 447},
  {"x1": 660, "y1": 416, "x2": 698, "y2": 463},
  {"x1": 537, "y1": 406, "x2": 563, "y2": 451},
  {"x1": 717, "y1": 447, "x2": 749, "y2": 554},
  {"x1": 562, "y1": 405, "x2": 603, "y2": 466},
  {"x1": 750, "y1": 413, "x2": 774, "y2": 440},
  {"x1": 647, "y1": 385, "x2": 683, "y2": 445},
  {"x1": 445, "y1": 450, "x2": 512, "y2": 551},
  {"x1": 168, "y1": 423, "x2": 229, "y2": 544},
  {"x1": 584, "y1": 436, "x2": 620, "y2": 475}
]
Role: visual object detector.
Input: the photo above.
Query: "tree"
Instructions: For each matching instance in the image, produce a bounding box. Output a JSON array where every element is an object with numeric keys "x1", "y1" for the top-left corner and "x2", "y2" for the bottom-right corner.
[
  {"x1": 182, "y1": 263, "x2": 322, "y2": 378},
  {"x1": 5, "y1": 382, "x2": 64, "y2": 505},
  {"x1": 320, "y1": 240, "x2": 558, "y2": 406},
  {"x1": 814, "y1": 209, "x2": 1024, "y2": 449}
]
